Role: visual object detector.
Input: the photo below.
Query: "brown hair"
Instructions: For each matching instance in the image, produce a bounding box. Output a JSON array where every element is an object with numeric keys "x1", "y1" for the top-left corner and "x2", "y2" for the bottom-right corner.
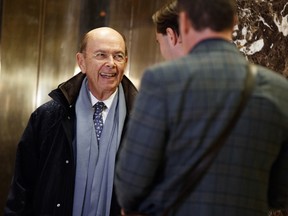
[
  {"x1": 152, "y1": 0, "x2": 179, "y2": 35},
  {"x1": 177, "y1": 0, "x2": 237, "y2": 31}
]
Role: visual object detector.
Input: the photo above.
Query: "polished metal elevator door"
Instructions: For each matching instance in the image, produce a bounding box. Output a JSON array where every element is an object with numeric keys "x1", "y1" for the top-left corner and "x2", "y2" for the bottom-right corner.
[{"x1": 0, "y1": 0, "x2": 81, "y2": 210}]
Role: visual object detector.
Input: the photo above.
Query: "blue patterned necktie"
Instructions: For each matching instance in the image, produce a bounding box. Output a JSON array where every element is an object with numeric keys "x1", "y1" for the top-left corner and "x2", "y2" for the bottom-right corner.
[{"x1": 93, "y1": 102, "x2": 105, "y2": 141}]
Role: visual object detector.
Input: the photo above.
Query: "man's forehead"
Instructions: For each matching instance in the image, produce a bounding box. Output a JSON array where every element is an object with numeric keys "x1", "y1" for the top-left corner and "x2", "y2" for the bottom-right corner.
[{"x1": 87, "y1": 40, "x2": 125, "y2": 53}]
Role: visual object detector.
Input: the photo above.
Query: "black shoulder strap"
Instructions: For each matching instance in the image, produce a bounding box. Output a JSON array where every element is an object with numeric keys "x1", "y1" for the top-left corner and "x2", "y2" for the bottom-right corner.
[{"x1": 162, "y1": 64, "x2": 258, "y2": 216}]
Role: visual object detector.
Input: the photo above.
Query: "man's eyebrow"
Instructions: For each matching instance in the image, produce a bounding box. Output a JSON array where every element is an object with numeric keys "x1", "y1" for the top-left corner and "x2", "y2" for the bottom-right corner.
[
  {"x1": 93, "y1": 50, "x2": 125, "y2": 54},
  {"x1": 92, "y1": 49, "x2": 106, "y2": 53},
  {"x1": 113, "y1": 50, "x2": 125, "y2": 54}
]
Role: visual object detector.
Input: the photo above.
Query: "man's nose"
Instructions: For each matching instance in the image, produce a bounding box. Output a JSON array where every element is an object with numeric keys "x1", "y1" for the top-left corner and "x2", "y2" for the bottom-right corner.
[{"x1": 105, "y1": 55, "x2": 116, "y2": 67}]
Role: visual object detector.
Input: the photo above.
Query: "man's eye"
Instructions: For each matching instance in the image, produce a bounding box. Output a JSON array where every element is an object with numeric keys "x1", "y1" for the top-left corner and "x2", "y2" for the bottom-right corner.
[
  {"x1": 114, "y1": 54, "x2": 125, "y2": 61},
  {"x1": 95, "y1": 52, "x2": 107, "y2": 58}
]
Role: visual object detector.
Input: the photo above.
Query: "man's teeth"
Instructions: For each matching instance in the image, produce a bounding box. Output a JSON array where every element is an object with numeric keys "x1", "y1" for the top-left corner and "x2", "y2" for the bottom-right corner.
[{"x1": 100, "y1": 73, "x2": 116, "y2": 77}]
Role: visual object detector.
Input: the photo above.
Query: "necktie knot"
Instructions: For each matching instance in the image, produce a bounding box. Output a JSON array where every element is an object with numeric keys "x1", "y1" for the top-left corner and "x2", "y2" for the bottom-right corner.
[
  {"x1": 93, "y1": 102, "x2": 106, "y2": 141},
  {"x1": 94, "y1": 101, "x2": 105, "y2": 114}
]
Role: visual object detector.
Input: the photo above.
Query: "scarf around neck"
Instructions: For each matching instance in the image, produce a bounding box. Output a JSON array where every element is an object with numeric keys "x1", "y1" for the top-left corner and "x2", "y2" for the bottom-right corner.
[{"x1": 73, "y1": 78, "x2": 126, "y2": 216}]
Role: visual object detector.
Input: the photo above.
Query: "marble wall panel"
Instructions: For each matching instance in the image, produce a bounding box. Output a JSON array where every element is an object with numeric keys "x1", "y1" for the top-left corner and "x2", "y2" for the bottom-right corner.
[{"x1": 234, "y1": 0, "x2": 288, "y2": 77}]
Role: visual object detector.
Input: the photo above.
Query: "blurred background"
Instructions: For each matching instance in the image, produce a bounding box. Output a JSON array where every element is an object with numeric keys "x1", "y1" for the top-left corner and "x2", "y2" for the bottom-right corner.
[{"x1": 0, "y1": 0, "x2": 287, "y2": 213}]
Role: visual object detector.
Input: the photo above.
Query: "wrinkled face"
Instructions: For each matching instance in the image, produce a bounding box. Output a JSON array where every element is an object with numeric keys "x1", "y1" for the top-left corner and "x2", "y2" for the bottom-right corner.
[
  {"x1": 77, "y1": 28, "x2": 127, "y2": 100},
  {"x1": 156, "y1": 32, "x2": 174, "y2": 60}
]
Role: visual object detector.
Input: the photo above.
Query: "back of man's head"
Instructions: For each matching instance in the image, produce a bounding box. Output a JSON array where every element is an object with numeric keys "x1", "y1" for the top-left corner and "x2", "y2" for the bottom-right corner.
[
  {"x1": 152, "y1": 0, "x2": 179, "y2": 35},
  {"x1": 177, "y1": 0, "x2": 237, "y2": 32}
]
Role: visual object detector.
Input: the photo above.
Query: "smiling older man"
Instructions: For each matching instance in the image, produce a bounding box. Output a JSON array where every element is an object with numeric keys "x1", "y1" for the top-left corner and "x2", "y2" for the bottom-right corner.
[{"x1": 5, "y1": 27, "x2": 138, "y2": 216}]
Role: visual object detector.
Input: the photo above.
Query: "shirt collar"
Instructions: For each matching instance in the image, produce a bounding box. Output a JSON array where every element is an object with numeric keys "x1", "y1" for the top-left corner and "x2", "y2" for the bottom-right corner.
[{"x1": 90, "y1": 88, "x2": 118, "y2": 110}]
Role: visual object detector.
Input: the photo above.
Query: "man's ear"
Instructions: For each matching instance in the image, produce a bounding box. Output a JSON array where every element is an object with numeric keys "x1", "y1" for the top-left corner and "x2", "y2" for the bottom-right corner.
[
  {"x1": 166, "y1": 27, "x2": 178, "y2": 46},
  {"x1": 76, "y1": 52, "x2": 86, "y2": 73}
]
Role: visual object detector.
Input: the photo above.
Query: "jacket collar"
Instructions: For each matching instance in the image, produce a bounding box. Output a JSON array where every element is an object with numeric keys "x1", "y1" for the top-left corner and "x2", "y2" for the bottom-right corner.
[{"x1": 58, "y1": 72, "x2": 85, "y2": 105}]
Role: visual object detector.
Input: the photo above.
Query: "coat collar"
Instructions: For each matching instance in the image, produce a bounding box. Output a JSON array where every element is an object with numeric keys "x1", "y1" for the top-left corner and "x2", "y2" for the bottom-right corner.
[{"x1": 58, "y1": 72, "x2": 85, "y2": 106}]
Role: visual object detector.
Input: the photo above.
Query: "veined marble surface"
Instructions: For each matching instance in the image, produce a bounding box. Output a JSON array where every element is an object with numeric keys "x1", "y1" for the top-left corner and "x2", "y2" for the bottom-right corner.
[{"x1": 233, "y1": 0, "x2": 288, "y2": 77}]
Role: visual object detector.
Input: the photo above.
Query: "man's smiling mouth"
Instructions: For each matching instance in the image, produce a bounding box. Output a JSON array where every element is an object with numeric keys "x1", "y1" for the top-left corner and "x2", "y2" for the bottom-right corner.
[{"x1": 100, "y1": 72, "x2": 117, "y2": 78}]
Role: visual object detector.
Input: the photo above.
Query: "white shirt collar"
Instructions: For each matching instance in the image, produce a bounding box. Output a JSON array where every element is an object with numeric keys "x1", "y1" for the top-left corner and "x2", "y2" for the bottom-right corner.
[{"x1": 90, "y1": 88, "x2": 118, "y2": 110}]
